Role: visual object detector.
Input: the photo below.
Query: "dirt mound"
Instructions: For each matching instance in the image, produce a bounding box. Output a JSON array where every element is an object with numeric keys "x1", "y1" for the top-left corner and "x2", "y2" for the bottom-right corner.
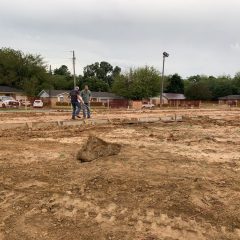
[{"x1": 77, "y1": 136, "x2": 121, "y2": 162}]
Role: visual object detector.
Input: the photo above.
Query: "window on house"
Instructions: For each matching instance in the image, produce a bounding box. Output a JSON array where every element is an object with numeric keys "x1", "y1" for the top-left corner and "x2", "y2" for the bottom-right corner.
[{"x1": 58, "y1": 95, "x2": 64, "y2": 102}]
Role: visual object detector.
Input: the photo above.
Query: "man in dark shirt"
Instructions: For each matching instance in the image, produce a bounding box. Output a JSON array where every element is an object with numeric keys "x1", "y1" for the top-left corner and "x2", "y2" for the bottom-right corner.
[
  {"x1": 80, "y1": 85, "x2": 91, "y2": 118},
  {"x1": 69, "y1": 86, "x2": 82, "y2": 120}
]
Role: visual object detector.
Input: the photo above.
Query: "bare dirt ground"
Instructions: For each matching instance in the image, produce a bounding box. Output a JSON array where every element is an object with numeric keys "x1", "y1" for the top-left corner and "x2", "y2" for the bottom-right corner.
[
  {"x1": 0, "y1": 109, "x2": 240, "y2": 240},
  {"x1": 0, "y1": 107, "x2": 239, "y2": 123}
]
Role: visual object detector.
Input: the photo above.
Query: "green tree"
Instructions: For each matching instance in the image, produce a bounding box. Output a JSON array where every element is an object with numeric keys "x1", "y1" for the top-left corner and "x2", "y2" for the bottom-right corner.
[
  {"x1": 52, "y1": 65, "x2": 73, "y2": 90},
  {"x1": 210, "y1": 76, "x2": 236, "y2": 99},
  {"x1": 165, "y1": 74, "x2": 184, "y2": 93},
  {"x1": 112, "y1": 66, "x2": 160, "y2": 100},
  {"x1": 81, "y1": 61, "x2": 121, "y2": 90},
  {"x1": 79, "y1": 76, "x2": 109, "y2": 92},
  {"x1": 112, "y1": 71, "x2": 132, "y2": 99},
  {"x1": 53, "y1": 65, "x2": 71, "y2": 76},
  {"x1": 0, "y1": 47, "x2": 50, "y2": 96},
  {"x1": 233, "y1": 72, "x2": 240, "y2": 94},
  {"x1": 50, "y1": 75, "x2": 72, "y2": 90},
  {"x1": 185, "y1": 81, "x2": 212, "y2": 100}
]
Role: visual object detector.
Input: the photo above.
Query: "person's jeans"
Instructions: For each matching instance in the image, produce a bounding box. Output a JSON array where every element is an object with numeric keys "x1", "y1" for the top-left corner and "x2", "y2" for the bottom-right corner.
[
  {"x1": 71, "y1": 101, "x2": 81, "y2": 118},
  {"x1": 83, "y1": 103, "x2": 91, "y2": 118}
]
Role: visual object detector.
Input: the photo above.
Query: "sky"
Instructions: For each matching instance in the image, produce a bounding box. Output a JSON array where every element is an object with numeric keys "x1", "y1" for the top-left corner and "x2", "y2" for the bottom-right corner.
[{"x1": 0, "y1": 0, "x2": 240, "y2": 78}]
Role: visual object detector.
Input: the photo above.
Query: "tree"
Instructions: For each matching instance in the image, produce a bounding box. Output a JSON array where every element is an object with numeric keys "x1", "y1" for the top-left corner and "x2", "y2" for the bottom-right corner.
[
  {"x1": 50, "y1": 75, "x2": 73, "y2": 90},
  {"x1": 81, "y1": 61, "x2": 121, "y2": 91},
  {"x1": 184, "y1": 74, "x2": 237, "y2": 100},
  {"x1": 185, "y1": 81, "x2": 212, "y2": 100},
  {"x1": 79, "y1": 75, "x2": 109, "y2": 92},
  {"x1": 52, "y1": 65, "x2": 73, "y2": 90},
  {"x1": 53, "y1": 65, "x2": 71, "y2": 76},
  {"x1": 233, "y1": 72, "x2": 240, "y2": 94},
  {"x1": 165, "y1": 74, "x2": 184, "y2": 93},
  {"x1": 210, "y1": 76, "x2": 236, "y2": 99},
  {"x1": 0, "y1": 47, "x2": 50, "y2": 96},
  {"x1": 112, "y1": 66, "x2": 160, "y2": 100},
  {"x1": 187, "y1": 75, "x2": 202, "y2": 83},
  {"x1": 112, "y1": 72, "x2": 132, "y2": 99}
]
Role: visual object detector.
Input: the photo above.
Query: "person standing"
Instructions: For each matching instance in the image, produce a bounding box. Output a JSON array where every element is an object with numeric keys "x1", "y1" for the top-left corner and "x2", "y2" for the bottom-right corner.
[
  {"x1": 80, "y1": 85, "x2": 91, "y2": 118},
  {"x1": 69, "y1": 86, "x2": 82, "y2": 120}
]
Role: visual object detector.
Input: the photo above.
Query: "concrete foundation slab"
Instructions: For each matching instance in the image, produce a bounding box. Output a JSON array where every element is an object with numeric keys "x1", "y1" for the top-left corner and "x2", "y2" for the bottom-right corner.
[
  {"x1": 84, "y1": 119, "x2": 109, "y2": 125},
  {"x1": 121, "y1": 118, "x2": 139, "y2": 124},
  {"x1": 0, "y1": 115, "x2": 184, "y2": 131},
  {"x1": 176, "y1": 116, "x2": 183, "y2": 122},
  {"x1": 62, "y1": 120, "x2": 84, "y2": 127},
  {"x1": 108, "y1": 118, "x2": 122, "y2": 124},
  {"x1": 0, "y1": 123, "x2": 27, "y2": 130},
  {"x1": 138, "y1": 117, "x2": 160, "y2": 123},
  {"x1": 31, "y1": 122, "x2": 58, "y2": 129},
  {"x1": 161, "y1": 116, "x2": 174, "y2": 123}
]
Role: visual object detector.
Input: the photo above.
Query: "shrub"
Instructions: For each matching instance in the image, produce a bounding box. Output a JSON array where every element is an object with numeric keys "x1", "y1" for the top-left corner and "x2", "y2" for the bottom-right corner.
[
  {"x1": 56, "y1": 102, "x2": 70, "y2": 106},
  {"x1": 90, "y1": 102, "x2": 104, "y2": 107}
]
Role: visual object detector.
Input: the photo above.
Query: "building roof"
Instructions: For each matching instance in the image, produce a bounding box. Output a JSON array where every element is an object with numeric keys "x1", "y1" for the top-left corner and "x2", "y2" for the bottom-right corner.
[
  {"x1": 0, "y1": 86, "x2": 23, "y2": 93},
  {"x1": 163, "y1": 93, "x2": 186, "y2": 100},
  {"x1": 39, "y1": 89, "x2": 123, "y2": 99},
  {"x1": 49, "y1": 90, "x2": 70, "y2": 96},
  {"x1": 91, "y1": 91, "x2": 123, "y2": 99},
  {"x1": 151, "y1": 93, "x2": 185, "y2": 100},
  {"x1": 219, "y1": 95, "x2": 240, "y2": 100},
  {"x1": 39, "y1": 90, "x2": 70, "y2": 97}
]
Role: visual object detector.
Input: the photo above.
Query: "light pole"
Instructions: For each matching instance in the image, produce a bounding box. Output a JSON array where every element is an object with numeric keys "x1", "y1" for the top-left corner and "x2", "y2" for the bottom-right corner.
[
  {"x1": 160, "y1": 51, "x2": 169, "y2": 108},
  {"x1": 71, "y1": 50, "x2": 76, "y2": 88}
]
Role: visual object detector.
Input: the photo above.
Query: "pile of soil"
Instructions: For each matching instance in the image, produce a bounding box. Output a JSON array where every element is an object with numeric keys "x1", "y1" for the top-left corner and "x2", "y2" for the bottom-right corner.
[{"x1": 77, "y1": 136, "x2": 121, "y2": 162}]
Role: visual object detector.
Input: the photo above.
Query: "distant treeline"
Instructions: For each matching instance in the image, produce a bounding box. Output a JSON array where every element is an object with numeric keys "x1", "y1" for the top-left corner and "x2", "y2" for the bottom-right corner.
[{"x1": 0, "y1": 47, "x2": 239, "y2": 99}]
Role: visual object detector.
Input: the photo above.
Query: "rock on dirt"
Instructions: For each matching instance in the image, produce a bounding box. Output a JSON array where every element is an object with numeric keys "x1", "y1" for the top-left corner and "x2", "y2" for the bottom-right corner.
[{"x1": 77, "y1": 136, "x2": 121, "y2": 162}]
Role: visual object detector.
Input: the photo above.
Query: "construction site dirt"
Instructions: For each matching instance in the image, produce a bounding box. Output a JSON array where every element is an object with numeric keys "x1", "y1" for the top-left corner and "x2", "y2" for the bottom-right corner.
[{"x1": 0, "y1": 109, "x2": 240, "y2": 240}]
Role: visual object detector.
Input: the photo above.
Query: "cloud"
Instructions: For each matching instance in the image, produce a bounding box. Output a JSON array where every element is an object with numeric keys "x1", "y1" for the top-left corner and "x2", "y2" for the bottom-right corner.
[
  {"x1": 1, "y1": 0, "x2": 240, "y2": 77},
  {"x1": 231, "y1": 43, "x2": 240, "y2": 50}
]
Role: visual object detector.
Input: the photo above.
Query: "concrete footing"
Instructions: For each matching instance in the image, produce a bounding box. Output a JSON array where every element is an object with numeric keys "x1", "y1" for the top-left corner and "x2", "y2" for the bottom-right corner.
[
  {"x1": 0, "y1": 115, "x2": 183, "y2": 131},
  {"x1": 121, "y1": 118, "x2": 139, "y2": 124},
  {"x1": 84, "y1": 119, "x2": 110, "y2": 125},
  {"x1": 62, "y1": 121, "x2": 84, "y2": 127},
  {"x1": 31, "y1": 122, "x2": 58, "y2": 129},
  {"x1": 161, "y1": 116, "x2": 175, "y2": 123},
  {"x1": 0, "y1": 122, "x2": 28, "y2": 130},
  {"x1": 138, "y1": 117, "x2": 160, "y2": 123}
]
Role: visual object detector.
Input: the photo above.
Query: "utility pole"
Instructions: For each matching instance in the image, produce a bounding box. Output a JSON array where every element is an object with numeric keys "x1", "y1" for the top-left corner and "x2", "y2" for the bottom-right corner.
[
  {"x1": 72, "y1": 50, "x2": 76, "y2": 88},
  {"x1": 160, "y1": 52, "x2": 169, "y2": 108}
]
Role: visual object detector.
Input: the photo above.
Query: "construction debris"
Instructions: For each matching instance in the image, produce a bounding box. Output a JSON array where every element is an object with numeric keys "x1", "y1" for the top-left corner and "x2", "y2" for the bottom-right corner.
[{"x1": 77, "y1": 136, "x2": 121, "y2": 162}]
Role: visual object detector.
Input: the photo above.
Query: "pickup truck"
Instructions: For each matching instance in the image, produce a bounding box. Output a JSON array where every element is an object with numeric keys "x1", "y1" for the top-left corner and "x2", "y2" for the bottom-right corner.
[
  {"x1": 142, "y1": 103, "x2": 155, "y2": 109},
  {"x1": 0, "y1": 96, "x2": 20, "y2": 108}
]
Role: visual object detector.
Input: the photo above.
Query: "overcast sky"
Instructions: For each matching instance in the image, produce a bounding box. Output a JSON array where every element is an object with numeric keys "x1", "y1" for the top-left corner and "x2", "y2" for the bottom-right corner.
[{"x1": 1, "y1": 0, "x2": 240, "y2": 77}]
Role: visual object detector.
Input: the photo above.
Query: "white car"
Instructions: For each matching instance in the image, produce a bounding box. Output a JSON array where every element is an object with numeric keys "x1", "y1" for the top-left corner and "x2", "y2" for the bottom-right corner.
[
  {"x1": 142, "y1": 103, "x2": 155, "y2": 109},
  {"x1": 33, "y1": 100, "x2": 44, "y2": 108},
  {"x1": 0, "y1": 96, "x2": 20, "y2": 108}
]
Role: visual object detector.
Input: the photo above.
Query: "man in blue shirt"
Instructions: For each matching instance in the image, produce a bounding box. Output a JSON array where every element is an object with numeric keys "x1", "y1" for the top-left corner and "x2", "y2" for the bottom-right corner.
[
  {"x1": 69, "y1": 86, "x2": 82, "y2": 120},
  {"x1": 80, "y1": 85, "x2": 91, "y2": 118}
]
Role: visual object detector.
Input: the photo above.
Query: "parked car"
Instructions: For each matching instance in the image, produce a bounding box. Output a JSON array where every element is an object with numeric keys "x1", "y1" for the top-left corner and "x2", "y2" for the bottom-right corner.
[
  {"x1": 142, "y1": 103, "x2": 155, "y2": 109},
  {"x1": 33, "y1": 100, "x2": 43, "y2": 108},
  {"x1": 0, "y1": 96, "x2": 20, "y2": 108},
  {"x1": 19, "y1": 100, "x2": 31, "y2": 107}
]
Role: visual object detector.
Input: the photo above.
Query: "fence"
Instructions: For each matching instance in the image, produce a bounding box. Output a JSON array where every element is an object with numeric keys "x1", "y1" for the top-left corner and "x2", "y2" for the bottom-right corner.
[{"x1": 219, "y1": 100, "x2": 239, "y2": 107}]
